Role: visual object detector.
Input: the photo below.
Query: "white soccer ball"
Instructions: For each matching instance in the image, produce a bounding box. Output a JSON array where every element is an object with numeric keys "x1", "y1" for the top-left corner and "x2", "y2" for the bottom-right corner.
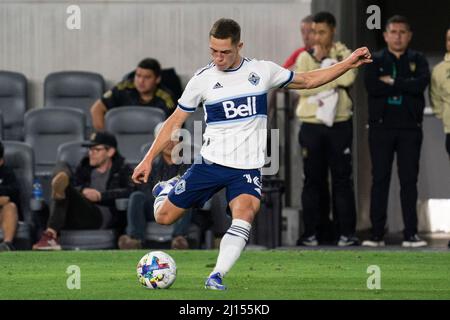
[{"x1": 137, "y1": 251, "x2": 177, "y2": 289}]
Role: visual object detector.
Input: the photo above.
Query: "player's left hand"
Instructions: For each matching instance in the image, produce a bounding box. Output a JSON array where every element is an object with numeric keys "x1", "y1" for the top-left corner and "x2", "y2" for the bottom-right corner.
[{"x1": 347, "y1": 47, "x2": 372, "y2": 68}]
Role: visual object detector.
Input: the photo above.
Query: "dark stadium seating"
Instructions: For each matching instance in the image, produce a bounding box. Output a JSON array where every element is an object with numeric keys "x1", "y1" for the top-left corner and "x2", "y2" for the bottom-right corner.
[
  {"x1": 44, "y1": 71, "x2": 105, "y2": 136},
  {"x1": 0, "y1": 141, "x2": 35, "y2": 249},
  {"x1": 56, "y1": 140, "x2": 88, "y2": 169},
  {"x1": 0, "y1": 112, "x2": 4, "y2": 140},
  {"x1": 0, "y1": 71, "x2": 27, "y2": 141},
  {"x1": 24, "y1": 107, "x2": 86, "y2": 176},
  {"x1": 105, "y1": 106, "x2": 165, "y2": 166},
  {"x1": 59, "y1": 229, "x2": 117, "y2": 250}
]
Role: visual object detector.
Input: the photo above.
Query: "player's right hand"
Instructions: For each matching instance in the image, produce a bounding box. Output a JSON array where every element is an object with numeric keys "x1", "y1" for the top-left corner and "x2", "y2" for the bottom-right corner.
[
  {"x1": 347, "y1": 47, "x2": 372, "y2": 68},
  {"x1": 132, "y1": 159, "x2": 152, "y2": 184}
]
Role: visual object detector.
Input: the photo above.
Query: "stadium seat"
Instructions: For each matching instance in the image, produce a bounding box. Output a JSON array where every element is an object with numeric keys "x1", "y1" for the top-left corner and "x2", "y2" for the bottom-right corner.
[
  {"x1": 55, "y1": 141, "x2": 123, "y2": 250},
  {"x1": 105, "y1": 107, "x2": 165, "y2": 166},
  {"x1": 56, "y1": 140, "x2": 88, "y2": 170},
  {"x1": 24, "y1": 107, "x2": 86, "y2": 176},
  {"x1": 0, "y1": 112, "x2": 4, "y2": 140},
  {"x1": 44, "y1": 71, "x2": 105, "y2": 136},
  {"x1": 59, "y1": 229, "x2": 117, "y2": 250},
  {"x1": 0, "y1": 141, "x2": 35, "y2": 249},
  {"x1": 0, "y1": 71, "x2": 27, "y2": 140},
  {"x1": 144, "y1": 222, "x2": 175, "y2": 247}
]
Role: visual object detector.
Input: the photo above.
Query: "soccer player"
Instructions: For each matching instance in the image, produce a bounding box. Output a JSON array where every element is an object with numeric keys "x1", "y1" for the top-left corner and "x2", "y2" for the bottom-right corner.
[{"x1": 132, "y1": 18, "x2": 372, "y2": 290}]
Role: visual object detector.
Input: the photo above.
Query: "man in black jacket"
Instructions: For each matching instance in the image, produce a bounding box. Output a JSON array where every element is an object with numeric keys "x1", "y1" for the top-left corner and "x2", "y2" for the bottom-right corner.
[
  {"x1": 0, "y1": 141, "x2": 20, "y2": 251},
  {"x1": 363, "y1": 15, "x2": 430, "y2": 248},
  {"x1": 32, "y1": 132, "x2": 134, "y2": 250}
]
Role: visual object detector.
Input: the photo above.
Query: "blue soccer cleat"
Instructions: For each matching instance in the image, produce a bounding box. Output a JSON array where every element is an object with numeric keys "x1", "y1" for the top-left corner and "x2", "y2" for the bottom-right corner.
[
  {"x1": 204, "y1": 272, "x2": 227, "y2": 290},
  {"x1": 152, "y1": 175, "x2": 181, "y2": 198}
]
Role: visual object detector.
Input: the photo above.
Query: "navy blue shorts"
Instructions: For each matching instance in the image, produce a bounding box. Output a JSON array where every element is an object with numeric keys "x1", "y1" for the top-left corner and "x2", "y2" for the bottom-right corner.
[{"x1": 167, "y1": 158, "x2": 262, "y2": 209}]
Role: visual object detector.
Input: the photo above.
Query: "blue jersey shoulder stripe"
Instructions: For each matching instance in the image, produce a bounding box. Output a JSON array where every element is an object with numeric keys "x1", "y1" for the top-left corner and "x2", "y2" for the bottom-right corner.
[
  {"x1": 177, "y1": 104, "x2": 196, "y2": 113},
  {"x1": 279, "y1": 71, "x2": 295, "y2": 88}
]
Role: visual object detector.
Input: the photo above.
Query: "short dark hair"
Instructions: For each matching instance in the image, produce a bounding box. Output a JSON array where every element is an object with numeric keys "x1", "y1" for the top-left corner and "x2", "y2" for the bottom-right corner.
[
  {"x1": 209, "y1": 18, "x2": 241, "y2": 45},
  {"x1": 137, "y1": 58, "x2": 161, "y2": 77},
  {"x1": 0, "y1": 141, "x2": 4, "y2": 159},
  {"x1": 385, "y1": 15, "x2": 411, "y2": 31},
  {"x1": 313, "y1": 11, "x2": 336, "y2": 28}
]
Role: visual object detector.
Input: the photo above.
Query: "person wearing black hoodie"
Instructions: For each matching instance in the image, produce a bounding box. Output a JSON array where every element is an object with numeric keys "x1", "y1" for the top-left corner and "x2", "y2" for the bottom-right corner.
[
  {"x1": 32, "y1": 132, "x2": 134, "y2": 250},
  {"x1": 0, "y1": 141, "x2": 20, "y2": 251}
]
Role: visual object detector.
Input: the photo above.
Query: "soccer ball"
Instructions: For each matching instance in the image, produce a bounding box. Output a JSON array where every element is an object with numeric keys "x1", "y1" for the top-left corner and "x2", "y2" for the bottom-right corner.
[{"x1": 136, "y1": 251, "x2": 177, "y2": 289}]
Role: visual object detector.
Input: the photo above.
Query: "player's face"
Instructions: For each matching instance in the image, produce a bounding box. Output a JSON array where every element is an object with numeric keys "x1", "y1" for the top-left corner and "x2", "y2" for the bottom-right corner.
[
  {"x1": 384, "y1": 23, "x2": 412, "y2": 53},
  {"x1": 312, "y1": 22, "x2": 334, "y2": 48},
  {"x1": 446, "y1": 29, "x2": 450, "y2": 53},
  {"x1": 209, "y1": 36, "x2": 243, "y2": 71},
  {"x1": 134, "y1": 67, "x2": 161, "y2": 95},
  {"x1": 300, "y1": 22, "x2": 314, "y2": 49}
]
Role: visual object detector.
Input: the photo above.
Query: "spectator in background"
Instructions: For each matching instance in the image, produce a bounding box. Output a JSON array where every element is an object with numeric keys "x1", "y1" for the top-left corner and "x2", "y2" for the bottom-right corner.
[
  {"x1": 118, "y1": 124, "x2": 203, "y2": 250},
  {"x1": 91, "y1": 58, "x2": 176, "y2": 131},
  {"x1": 32, "y1": 132, "x2": 134, "y2": 250},
  {"x1": 430, "y1": 26, "x2": 450, "y2": 249},
  {"x1": 363, "y1": 15, "x2": 430, "y2": 248},
  {"x1": 431, "y1": 27, "x2": 450, "y2": 159},
  {"x1": 295, "y1": 11, "x2": 359, "y2": 247},
  {"x1": 284, "y1": 15, "x2": 335, "y2": 244},
  {"x1": 281, "y1": 14, "x2": 335, "y2": 243},
  {"x1": 0, "y1": 141, "x2": 20, "y2": 251},
  {"x1": 283, "y1": 15, "x2": 314, "y2": 70}
]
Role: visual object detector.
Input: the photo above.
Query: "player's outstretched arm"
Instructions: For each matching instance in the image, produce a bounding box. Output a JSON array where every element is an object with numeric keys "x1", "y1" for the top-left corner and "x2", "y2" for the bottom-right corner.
[
  {"x1": 287, "y1": 47, "x2": 372, "y2": 90},
  {"x1": 132, "y1": 108, "x2": 190, "y2": 184}
]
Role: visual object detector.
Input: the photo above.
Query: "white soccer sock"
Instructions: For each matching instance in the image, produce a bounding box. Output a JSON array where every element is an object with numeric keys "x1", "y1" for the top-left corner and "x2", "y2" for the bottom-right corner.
[
  {"x1": 153, "y1": 183, "x2": 174, "y2": 217},
  {"x1": 211, "y1": 219, "x2": 252, "y2": 278}
]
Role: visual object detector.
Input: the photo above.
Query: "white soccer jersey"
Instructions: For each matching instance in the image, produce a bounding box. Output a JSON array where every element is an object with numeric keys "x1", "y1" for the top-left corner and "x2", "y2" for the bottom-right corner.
[{"x1": 178, "y1": 57, "x2": 294, "y2": 169}]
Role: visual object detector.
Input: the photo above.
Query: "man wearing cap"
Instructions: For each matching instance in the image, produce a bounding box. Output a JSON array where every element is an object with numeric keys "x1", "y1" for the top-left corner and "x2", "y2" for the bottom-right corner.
[{"x1": 32, "y1": 132, "x2": 134, "y2": 250}]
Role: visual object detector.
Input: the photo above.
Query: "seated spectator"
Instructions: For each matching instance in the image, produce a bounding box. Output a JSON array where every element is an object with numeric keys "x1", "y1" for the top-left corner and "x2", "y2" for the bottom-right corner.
[
  {"x1": 0, "y1": 141, "x2": 20, "y2": 252},
  {"x1": 91, "y1": 58, "x2": 176, "y2": 131},
  {"x1": 32, "y1": 132, "x2": 134, "y2": 250},
  {"x1": 118, "y1": 125, "x2": 202, "y2": 250}
]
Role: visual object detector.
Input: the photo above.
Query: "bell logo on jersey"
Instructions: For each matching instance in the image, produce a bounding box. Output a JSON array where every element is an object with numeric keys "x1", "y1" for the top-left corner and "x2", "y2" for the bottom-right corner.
[{"x1": 223, "y1": 96, "x2": 257, "y2": 119}]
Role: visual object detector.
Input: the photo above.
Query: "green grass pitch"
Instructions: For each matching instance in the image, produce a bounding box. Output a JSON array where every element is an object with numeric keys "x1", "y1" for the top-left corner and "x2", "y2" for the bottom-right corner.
[{"x1": 1, "y1": 249, "x2": 449, "y2": 300}]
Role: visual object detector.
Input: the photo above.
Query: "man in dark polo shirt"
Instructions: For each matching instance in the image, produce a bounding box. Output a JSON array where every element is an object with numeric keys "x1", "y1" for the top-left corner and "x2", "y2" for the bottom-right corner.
[
  {"x1": 363, "y1": 15, "x2": 430, "y2": 248},
  {"x1": 91, "y1": 58, "x2": 176, "y2": 131}
]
